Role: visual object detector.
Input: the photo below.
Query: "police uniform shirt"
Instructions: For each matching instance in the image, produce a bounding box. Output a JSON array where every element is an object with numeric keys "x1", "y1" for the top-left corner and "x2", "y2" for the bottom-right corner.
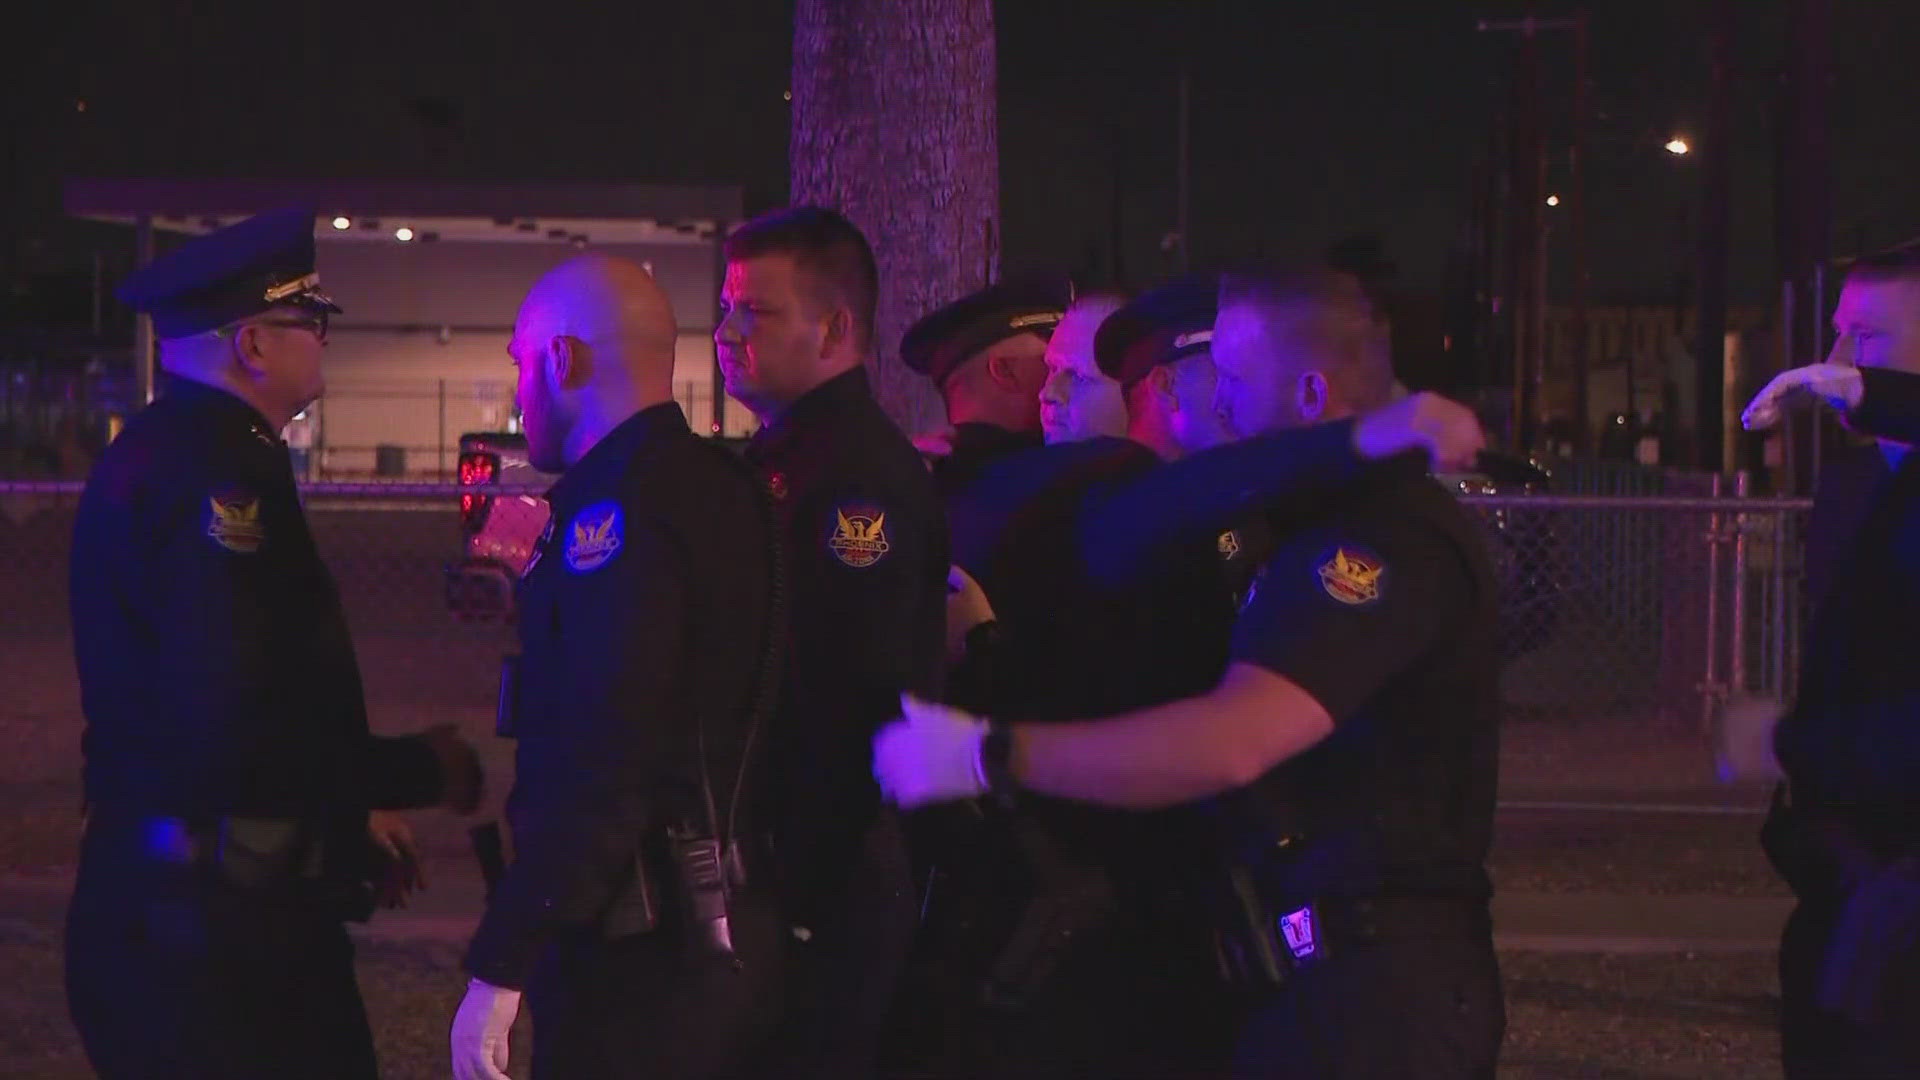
[
  {"x1": 744, "y1": 367, "x2": 949, "y2": 916},
  {"x1": 1228, "y1": 455, "x2": 1500, "y2": 898},
  {"x1": 934, "y1": 420, "x2": 1044, "y2": 603},
  {"x1": 463, "y1": 402, "x2": 776, "y2": 989},
  {"x1": 70, "y1": 376, "x2": 442, "y2": 817}
]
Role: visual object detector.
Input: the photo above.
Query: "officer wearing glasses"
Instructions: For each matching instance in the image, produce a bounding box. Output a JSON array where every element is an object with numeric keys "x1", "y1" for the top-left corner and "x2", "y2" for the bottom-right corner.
[{"x1": 66, "y1": 206, "x2": 482, "y2": 1079}]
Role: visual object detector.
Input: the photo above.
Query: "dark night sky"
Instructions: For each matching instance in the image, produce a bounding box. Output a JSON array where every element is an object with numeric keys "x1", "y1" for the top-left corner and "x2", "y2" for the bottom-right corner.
[{"x1": 5, "y1": 0, "x2": 1919, "y2": 313}]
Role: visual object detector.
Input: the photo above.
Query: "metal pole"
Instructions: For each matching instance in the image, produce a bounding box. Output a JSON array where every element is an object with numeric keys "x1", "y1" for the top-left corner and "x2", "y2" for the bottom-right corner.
[
  {"x1": 1177, "y1": 64, "x2": 1191, "y2": 273},
  {"x1": 437, "y1": 379, "x2": 446, "y2": 478},
  {"x1": 1701, "y1": 472, "x2": 1725, "y2": 735},
  {"x1": 133, "y1": 214, "x2": 155, "y2": 407},
  {"x1": 711, "y1": 224, "x2": 729, "y2": 436},
  {"x1": 1730, "y1": 470, "x2": 1751, "y2": 696},
  {"x1": 1694, "y1": 0, "x2": 1734, "y2": 472},
  {"x1": 1570, "y1": 9, "x2": 1591, "y2": 455},
  {"x1": 1772, "y1": 505, "x2": 1789, "y2": 699}
]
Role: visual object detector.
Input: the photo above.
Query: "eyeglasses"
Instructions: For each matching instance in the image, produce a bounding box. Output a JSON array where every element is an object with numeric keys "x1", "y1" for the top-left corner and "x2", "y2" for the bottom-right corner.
[{"x1": 226, "y1": 312, "x2": 329, "y2": 344}]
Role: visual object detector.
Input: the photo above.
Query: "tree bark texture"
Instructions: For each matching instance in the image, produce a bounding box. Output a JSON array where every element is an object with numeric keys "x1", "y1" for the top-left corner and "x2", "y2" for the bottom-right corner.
[{"x1": 791, "y1": 0, "x2": 999, "y2": 435}]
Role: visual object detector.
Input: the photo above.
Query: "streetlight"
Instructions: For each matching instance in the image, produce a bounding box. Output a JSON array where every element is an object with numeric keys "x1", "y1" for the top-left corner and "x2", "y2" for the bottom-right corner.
[{"x1": 1665, "y1": 137, "x2": 1691, "y2": 156}]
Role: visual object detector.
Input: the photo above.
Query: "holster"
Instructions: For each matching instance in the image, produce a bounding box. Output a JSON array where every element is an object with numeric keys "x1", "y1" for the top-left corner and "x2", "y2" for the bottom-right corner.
[{"x1": 977, "y1": 819, "x2": 1117, "y2": 1008}]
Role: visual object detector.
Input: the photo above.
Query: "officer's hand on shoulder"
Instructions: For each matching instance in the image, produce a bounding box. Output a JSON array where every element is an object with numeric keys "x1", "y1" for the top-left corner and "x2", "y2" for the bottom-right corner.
[
  {"x1": 946, "y1": 564, "x2": 995, "y2": 664},
  {"x1": 1741, "y1": 362, "x2": 1864, "y2": 432},
  {"x1": 913, "y1": 427, "x2": 957, "y2": 461},
  {"x1": 1354, "y1": 391, "x2": 1486, "y2": 472},
  {"x1": 420, "y1": 723, "x2": 485, "y2": 815}
]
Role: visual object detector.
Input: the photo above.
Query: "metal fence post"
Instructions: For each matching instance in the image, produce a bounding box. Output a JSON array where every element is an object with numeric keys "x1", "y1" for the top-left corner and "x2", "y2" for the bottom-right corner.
[
  {"x1": 1772, "y1": 505, "x2": 1790, "y2": 701},
  {"x1": 1701, "y1": 474, "x2": 1725, "y2": 734},
  {"x1": 1730, "y1": 471, "x2": 1750, "y2": 698}
]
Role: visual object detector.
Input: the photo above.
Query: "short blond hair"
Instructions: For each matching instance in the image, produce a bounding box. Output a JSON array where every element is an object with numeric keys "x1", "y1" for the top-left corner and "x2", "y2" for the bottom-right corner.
[{"x1": 1218, "y1": 268, "x2": 1395, "y2": 411}]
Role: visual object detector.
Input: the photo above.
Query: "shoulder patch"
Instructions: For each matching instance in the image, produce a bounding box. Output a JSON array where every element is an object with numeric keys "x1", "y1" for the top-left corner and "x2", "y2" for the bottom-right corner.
[
  {"x1": 827, "y1": 503, "x2": 891, "y2": 568},
  {"x1": 563, "y1": 501, "x2": 623, "y2": 573},
  {"x1": 206, "y1": 494, "x2": 265, "y2": 553},
  {"x1": 1317, "y1": 545, "x2": 1385, "y2": 606}
]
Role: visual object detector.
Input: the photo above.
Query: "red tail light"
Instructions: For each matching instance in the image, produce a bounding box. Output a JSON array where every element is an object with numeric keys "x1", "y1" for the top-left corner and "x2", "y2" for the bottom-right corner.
[{"x1": 459, "y1": 452, "x2": 499, "y2": 531}]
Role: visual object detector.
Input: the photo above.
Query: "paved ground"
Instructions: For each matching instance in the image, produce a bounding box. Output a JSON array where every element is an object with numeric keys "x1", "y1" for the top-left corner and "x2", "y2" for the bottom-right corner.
[{"x1": 0, "y1": 498, "x2": 1795, "y2": 1076}]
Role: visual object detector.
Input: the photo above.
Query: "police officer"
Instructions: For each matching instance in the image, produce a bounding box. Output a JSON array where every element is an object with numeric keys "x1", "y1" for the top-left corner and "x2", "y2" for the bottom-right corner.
[
  {"x1": 1095, "y1": 272, "x2": 1235, "y2": 462},
  {"x1": 901, "y1": 275, "x2": 1068, "y2": 600},
  {"x1": 1741, "y1": 245, "x2": 1920, "y2": 1077},
  {"x1": 450, "y1": 255, "x2": 783, "y2": 1079},
  {"x1": 1039, "y1": 291, "x2": 1132, "y2": 445},
  {"x1": 877, "y1": 267, "x2": 1505, "y2": 1079},
  {"x1": 1096, "y1": 273, "x2": 1270, "y2": 606},
  {"x1": 65, "y1": 206, "x2": 483, "y2": 1079},
  {"x1": 711, "y1": 206, "x2": 949, "y2": 1079}
]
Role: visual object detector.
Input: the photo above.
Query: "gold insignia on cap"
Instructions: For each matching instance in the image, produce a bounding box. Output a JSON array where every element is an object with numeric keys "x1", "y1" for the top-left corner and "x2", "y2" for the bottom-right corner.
[
  {"x1": 1173, "y1": 329, "x2": 1214, "y2": 350},
  {"x1": 1009, "y1": 311, "x2": 1063, "y2": 330},
  {"x1": 263, "y1": 273, "x2": 321, "y2": 303}
]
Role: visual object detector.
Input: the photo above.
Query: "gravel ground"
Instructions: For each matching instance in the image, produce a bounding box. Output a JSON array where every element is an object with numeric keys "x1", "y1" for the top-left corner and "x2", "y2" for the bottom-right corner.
[
  {"x1": 1498, "y1": 951, "x2": 1781, "y2": 1080},
  {"x1": 0, "y1": 915, "x2": 1782, "y2": 1080}
]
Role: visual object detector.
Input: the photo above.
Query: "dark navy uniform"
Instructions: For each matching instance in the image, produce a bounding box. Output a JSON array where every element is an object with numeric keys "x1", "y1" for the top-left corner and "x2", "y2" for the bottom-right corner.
[
  {"x1": 1217, "y1": 455, "x2": 1504, "y2": 1079},
  {"x1": 464, "y1": 403, "x2": 783, "y2": 1078},
  {"x1": 743, "y1": 367, "x2": 949, "y2": 1079},
  {"x1": 893, "y1": 419, "x2": 1373, "y2": 1080},
  {"x1": 900, "y1": 274, "x2": 1067, "y2": 599},
  {"x1": 65, "y1": 208, "x2": 451, "y2": 1079},
  {"x1": 1767, "y1": 366, "x2": 1920, "y2": 1077},
  {"x1": 1093, "y1": 272, "x2": 1276, "y2": 614}
]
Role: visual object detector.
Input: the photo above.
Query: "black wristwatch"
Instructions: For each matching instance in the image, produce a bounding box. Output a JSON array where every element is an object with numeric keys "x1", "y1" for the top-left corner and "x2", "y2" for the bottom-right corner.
[{"x1": 978, "y1": 719, "x2": 1018, "y2": 805}]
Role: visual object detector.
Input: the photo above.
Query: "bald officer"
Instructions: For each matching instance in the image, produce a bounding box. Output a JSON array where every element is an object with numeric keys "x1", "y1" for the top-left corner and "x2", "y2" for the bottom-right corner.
[{"x1": 452, "y1": 256, "x2": 783, "y2": 1079}]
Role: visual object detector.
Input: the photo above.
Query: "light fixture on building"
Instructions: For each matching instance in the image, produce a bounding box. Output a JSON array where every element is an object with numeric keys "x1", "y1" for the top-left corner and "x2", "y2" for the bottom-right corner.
[
  {"x1": 395, "y1": 227, "x2": 415, "y2": 242},
  {"x1": 1545, "y1": 194, "x2": 1560, "y2": 207},
  {"x1": 331, "y1": 216, "x2": 351, "y2": 230}
]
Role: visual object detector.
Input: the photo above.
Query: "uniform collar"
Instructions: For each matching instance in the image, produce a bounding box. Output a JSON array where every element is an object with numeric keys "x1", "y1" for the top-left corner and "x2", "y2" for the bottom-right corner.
[
  {"x1": 949, "y1": 421, "x2": 1042, "y2": 460},
  {"x1": 160, "y1": 373, "x2": 283, "y2": 447},
  {"x1": 545, "y1": 401, "x2": 688, "y2": 510},
  {"x1": 748, "y1": 366, "x2": 874, "y2": 461}
]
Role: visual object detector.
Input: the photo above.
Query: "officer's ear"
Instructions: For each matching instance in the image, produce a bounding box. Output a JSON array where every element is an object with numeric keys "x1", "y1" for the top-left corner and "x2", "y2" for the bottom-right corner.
[
  {"x1": 229, "y1": 324, "x2": 269, "y2": 377},
  {"x1": 819, "y1": 305, "x2": 855, "y2": 359},
  {"x1": 546, "y1": 335, "x2": 589, "y2": 391},
  {"x1": 1144, "y1": 365, "x2": 1177, "y2": 409},
  {"x1": 1295, "y1": 370, "x2": 1331, "y2": 423}
]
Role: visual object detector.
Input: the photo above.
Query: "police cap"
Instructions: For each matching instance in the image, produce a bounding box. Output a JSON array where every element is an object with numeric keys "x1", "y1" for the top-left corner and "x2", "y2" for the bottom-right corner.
[
  {"x1": 1093, "y1": 272, "x2": 1220, "y2": 387},
  {"x1": 116, "y1": 206, "x2": 343, "y2": 340},
  {"x1": 900, "y1": 273, "x2": 1073, "y2": 387}
]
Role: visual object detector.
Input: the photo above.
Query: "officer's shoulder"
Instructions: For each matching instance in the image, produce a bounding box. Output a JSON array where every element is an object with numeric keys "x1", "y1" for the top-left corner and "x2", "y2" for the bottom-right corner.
[
  {"x1": 1356, "y1": 470, "x2": 1497, "y2": 581},
  {"x1": 89, "y1": 396, "x2": 242, "y2": 493}
]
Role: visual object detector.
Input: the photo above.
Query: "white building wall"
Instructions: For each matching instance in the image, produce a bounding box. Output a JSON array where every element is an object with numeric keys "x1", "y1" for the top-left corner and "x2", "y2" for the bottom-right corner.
[{"x1": 299, "y1": 236, "x2": 749, "y2": 476}]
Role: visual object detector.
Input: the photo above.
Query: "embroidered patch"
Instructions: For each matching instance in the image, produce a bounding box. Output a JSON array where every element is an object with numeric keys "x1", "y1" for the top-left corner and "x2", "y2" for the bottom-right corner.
[
  {"x1": 1317, "y1": 546, "x2": 1384, "y2": 606},
  {"x1": 827, "y1": 504, "x2": 891, "y2": 568},
  {"x1": 563, "y1": 502, "x2": 623, "y2": 573},
  {"x1": 206, "y1": 495, "x2": 265, "y2": 553},
  {"x1": 1217, "y1": 530, "x2": 1242, "y2": 560}
]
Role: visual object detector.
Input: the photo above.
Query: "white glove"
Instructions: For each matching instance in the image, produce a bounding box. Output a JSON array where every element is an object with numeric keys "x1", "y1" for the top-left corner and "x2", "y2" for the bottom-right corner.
[
  {"x1": 873, "y1": 694, "x2": 989, "y2": 808},
  {"x1": 1714, "y1": 692, "x2": 1785, "y2": 784},
  {"x1": 1354, "y1": 391, "x2": 1487, "y2": 472},
  {"x1": 1741, "y1": 363, "x2": 1864, "y2": 431},
  {"x1": 451, "y1": 978, "x2": 521, "y2": 1080}
]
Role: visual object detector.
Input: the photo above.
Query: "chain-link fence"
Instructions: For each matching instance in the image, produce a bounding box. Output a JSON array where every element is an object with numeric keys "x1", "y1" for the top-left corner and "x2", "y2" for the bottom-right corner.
[
  {"x1": 1458, "y1": 483, "x2": 1810, "y2": 733},
  {"x1": 1, "y1": 480, "x2": 1812, "y2": 788}
]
